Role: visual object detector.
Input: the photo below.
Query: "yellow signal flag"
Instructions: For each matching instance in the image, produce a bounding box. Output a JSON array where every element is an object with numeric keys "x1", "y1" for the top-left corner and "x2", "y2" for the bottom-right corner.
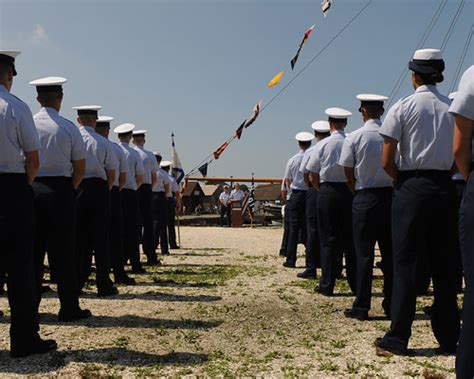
[{"x1": 267, "y1": 70, "x2": 284, "y2": 88}]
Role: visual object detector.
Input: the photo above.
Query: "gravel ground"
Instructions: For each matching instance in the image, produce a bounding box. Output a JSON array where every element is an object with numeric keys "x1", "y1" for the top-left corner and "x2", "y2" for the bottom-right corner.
[{"x1": 0, "y1": 226, "x2": 458, "y2": 378}]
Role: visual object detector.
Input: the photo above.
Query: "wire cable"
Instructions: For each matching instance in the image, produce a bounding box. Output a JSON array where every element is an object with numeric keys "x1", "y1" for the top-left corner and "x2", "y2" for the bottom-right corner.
[
  {"x1": 449, "y1": 24, "x2": 474, "y2": 93},
  {"x1": 186, "y1": 0, "x2": 373, "y2": 176},
  {"x1": 440, "y1": 0, "x2": 465, "y2": 52}
]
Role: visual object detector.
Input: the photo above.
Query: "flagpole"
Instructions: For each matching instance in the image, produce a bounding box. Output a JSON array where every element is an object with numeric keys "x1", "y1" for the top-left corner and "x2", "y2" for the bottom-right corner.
[{"x1": 172, "y1": 132, "x2": 182, "y2": 247}]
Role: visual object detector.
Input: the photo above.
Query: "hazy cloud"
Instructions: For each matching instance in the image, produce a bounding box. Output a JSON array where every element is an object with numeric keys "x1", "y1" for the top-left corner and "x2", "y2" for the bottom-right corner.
[{"x1": 29, "y1": 24, "x2": 50, "y2": 45}]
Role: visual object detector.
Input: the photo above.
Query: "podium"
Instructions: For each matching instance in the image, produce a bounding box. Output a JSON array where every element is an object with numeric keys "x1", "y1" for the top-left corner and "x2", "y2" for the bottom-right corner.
[{"x1": 231, "y1": 201, "x2": 243, "y2": 228}]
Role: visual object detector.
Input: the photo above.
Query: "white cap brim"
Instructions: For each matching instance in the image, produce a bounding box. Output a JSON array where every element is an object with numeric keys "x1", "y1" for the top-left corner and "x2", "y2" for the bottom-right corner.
[
  {"x1": 311, "y1": 120, "x2": 330, "y2": 133},
  {"x1": 114, "y1": 123, "x2": 135, "y2": 134},
  {"x1": 295, "y1": 131, "x2": 314, "y2": 142},
  {"x1": 356, "y1": 94, "x2": 388, "y2": 102},
  {"x1": 325, "y1": 107, "x2": 352, "y2": 119},
  {"x1": 29, "y1": 76, "x2": 67, "y2": 86}
]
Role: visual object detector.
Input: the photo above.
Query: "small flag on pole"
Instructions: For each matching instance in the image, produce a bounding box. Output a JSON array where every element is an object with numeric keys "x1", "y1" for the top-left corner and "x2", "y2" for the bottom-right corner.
[
  {"x1": 267, "y1": 70, "x2": 284, "y2": 88},
  {"x1": 198, "y1": 163, "x2": 208, "y2": 177},
  {"x1": 171, "y1": 133, "x2": 185, "y2": 184},
  {"x1": 290, "y1": 24, "x2": 316, "y2": 70},
  {"x1": 213, "y1": 141, "x2": 229, "y2": 160},
  {"x1": 235, "y1": 119, "x2": 246, "y2": 139},
  {"x1": 244, "y1": 101, "x2": 262, "y2": 128},
  {"x1": 321, "y1": 0, "x2": 332, "y2": 17}
]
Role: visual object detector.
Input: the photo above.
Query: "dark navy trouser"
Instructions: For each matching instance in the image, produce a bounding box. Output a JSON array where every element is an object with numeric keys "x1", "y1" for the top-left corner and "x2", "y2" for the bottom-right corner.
[
  {"x1": 305, "y1": 187, "x2": 320, "y2": 271},
  {"x1": 122, "y1": 189, "x2": 142, "y2": 270},
  {"x1": 0, "y1": 174, "x2": 40, "y2": 350},
  {"x1": 352, "y1": 187, "x2": 393, "y2": 314},
  {"x1": 279, "y1": 199, "x2": 290, "y2": 256},
  {"x1": 382, "y1": 171, "x2": 460, "y2": 350},
  {"x1": 456, "y1": 168, "x2": 474, "y2": 379},
  {"x1": 285, "y1": 190, "x2": 307, "y2": 265},
  {"x1": 33, "y1": 176, "x2": 79, "y2": 312},
  {"x1": 317, "y1": 182, "x2": 356, "y2": 294}
]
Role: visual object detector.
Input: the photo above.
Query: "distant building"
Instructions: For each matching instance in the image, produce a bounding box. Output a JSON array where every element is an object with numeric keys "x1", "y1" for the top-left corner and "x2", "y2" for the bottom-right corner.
[
  {"x1": 181, "y1": 181, "x2": 205, "y2": 215},
  {"x1": 201, "y1": 184, "x2": 224, "y2": 212},
  {"x1": 254, "y1": 183, "x2": 283, "y2": 203}
]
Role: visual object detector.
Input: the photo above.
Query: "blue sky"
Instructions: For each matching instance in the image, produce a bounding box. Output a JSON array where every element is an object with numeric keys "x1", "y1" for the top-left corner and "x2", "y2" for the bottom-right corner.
[{"x1": 0, "y1": 0, "x2": 472, "y2": 178}]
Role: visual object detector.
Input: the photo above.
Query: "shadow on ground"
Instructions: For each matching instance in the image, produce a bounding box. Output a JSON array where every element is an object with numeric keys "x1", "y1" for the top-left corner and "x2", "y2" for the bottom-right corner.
[{"x1": 0, "y1": 349, "x2": 208, "y2": 375}]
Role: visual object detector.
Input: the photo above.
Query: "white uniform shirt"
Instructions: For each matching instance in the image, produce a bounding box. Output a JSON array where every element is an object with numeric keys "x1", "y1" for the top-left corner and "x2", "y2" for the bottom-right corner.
[
  {"x1": 119, "y1": 142, "x2": 144, "y2": 190},
  {"x1": 0, "y1": 84, "x2": 41, "y2": 173},
  {"x1": 219, "y1": 191, "x2": 231, "y2": 206},
  {"x1": 230, "y1": 189, "x2": 245, "y2": 201},
  {"x1": 111, "y1": 142, "x2": 128, "y2": 187},
  {"x1": 449, "y1": 65, "x2": 474, "y2": 162},
  {"x1": 154, "y1": 167, "x2": 171, "y2": 193},
  {"x1": 284, "y1": 149, "x2": 309, "y2": 191},
  {"x1": 339, "y1": 119, "x2": 393, "y2": 190},
  {"x1": 33, "y1": 107, "x2": 86, "y2": 177},
  {"x1": 306, "y1": 130, "x2": 346, "y2": 183},
  {"x1": 299, "y1": 145, "x2": 315, "y2": 175},
  {"x1": 166, "y1": 172, "x2": 179, "y2": 198},
  {"x1": 80, "y1": 126, "x2": 117, "y2": 180},
  {"x1": 134, "y1": 146, "x2": 154, "y2": 185},
  {"x1": 379, "y1": 85, "x2": 454, "y2": 171}
]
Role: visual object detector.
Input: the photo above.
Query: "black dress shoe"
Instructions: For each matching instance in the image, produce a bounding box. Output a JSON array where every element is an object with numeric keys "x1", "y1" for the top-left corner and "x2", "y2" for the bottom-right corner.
[
  {"x1": 58, "y1": 308, "x2": 92, "y2": 322},
  {"x1": 161, "y1": 251, "x2": 170, "y2": 255},
  {"x1": 97, "y1": 286, "x2": 119, "y2": 297},
  {"x1": 436, "y1": 345, "x2": 456, "y2": 355},
  {"x1": 423, "y1": 305, "x2": 433, "y2": 316},
  {"x1": 0, "y1": 310, "x2": 3, "y2": 317},
  {"x1": 11, "y1": 338, "x2": 57, "y2": 358},
  {"x1": 283, "y1": 261, "x2": 296, "y2": 268},
  {"x1": 131, "y1": 266, "x2": 147, "y2": 274},
  {"x1": 170, "y1": 245, "x2": 180, "y2": 250},
  {"x1": 279, "y1": 249, "x2": 287, "y2": 257},
  {"x1": 115, "y1": 275, "x2": 136, "y2": 285},
  {"x1": 344, "y1": 308, "x2": 368, "y2": 321},
  {"x1": 374, "y1": 337, "x2": 408, "y2": 356},
  {"x1": 297, "y1": 270, "x2": 316, "y2": 279},
  {"x1": 314, "y1": 285, "x2": 333, "y2": 297}
]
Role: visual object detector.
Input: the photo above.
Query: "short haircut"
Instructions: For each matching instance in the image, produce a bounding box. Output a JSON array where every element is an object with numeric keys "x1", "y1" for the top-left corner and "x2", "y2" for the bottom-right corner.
[
  {"x1": 299, "y1": 140, "x2": 312, "y2": 149},
  {"x1": 78, "y1": 114, "x2": 97, "y2": 125},
  {"x1": 0, "y1": 63, "x2": 12, "y2": 78},
  {"x1": 37, "y1": 92, "x2": 62, "y2": 103},
  {"x1": 361, "y1": 102, "x2": 384, "y2": 119}
]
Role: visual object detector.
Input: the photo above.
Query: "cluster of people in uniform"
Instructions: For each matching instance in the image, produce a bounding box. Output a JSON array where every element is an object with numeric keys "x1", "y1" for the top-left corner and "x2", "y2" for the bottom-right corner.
[
  {"x1": 218, "y1": 183, "x2": 245, "y2": 227},
  {"x1": 0, "y1": 50, "x2": 181, "y2": 358},
  {"x1": 280, "y1": 48, "x2": 474, "y2": 377}
]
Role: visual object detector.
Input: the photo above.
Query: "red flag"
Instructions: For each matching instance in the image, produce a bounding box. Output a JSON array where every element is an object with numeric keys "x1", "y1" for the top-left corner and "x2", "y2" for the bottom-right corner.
[
  {"x1": 213, "y1": 141, "x2": 229, "y2": 160},
  {"x1": 235, "y1": 119, "x2": 246, "y2": 139}
]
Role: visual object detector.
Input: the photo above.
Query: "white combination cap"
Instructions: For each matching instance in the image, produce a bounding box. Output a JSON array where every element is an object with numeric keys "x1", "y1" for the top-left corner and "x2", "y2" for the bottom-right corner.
[
  {"x1": 96, "y1": 116, "x2": 114, "y2": 126},
  {"x1": 0, "y1": 51, "x2": 20, "y2": 76},
  {"x1": 295, "y1": 131, "x2": 315, "y2": 142},
  {"x1": 356, "y1": 94, "x2": 388, "y2": 102},
  {"x1": 311, "y1": 120, "x2": 330, "y2": 133},
  {"x1": 412, "y1": 48, "x2": 443, "y2": 61},
  {"x1": 114, "y1": 123, "x2": 135, "y2": 134},
  {"x1": 160, "y1": 160, "x2": 172, "y2": 168},
  {"x1": 29, "y1": 76, "x2": 67, "y2": 91},
  {"x1": 73, "y1": 105, "x2": 102, "y2": 117},
  {"x1": 409, "y1": 48, "x2": 445, "y2": 76},
  {"x1": 153, "y1": 151, "x2": 162, "y2": 157},
  {"x1": 325, "y1": 107, "x2": 352, "y2": 119},
  {"x1": 132, "y1": 129, "x2": 147, "y2": 135},
  {"x1": 448, "y1": 92, "x2": 457, "y2": 100}
]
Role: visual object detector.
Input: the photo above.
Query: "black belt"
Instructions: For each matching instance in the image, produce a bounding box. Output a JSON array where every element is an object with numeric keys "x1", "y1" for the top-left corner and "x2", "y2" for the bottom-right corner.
[
  {"x1": 320, "y1": 182, "x2": 347, "y2": 187},
  {"x1": 355, "y1": 187, "x2": 393, "y2": 195},
  {"x1": 399, "y1": 170, "x2": 451, "y2": 179},
  {"x1": 35, "y1": 176, "x2": 71, "y2": 183},
  {"x1": 82, "y1": 177, "x2": 107, "y2": 184},
  {"x1": 291, "y1": 189, "x2": 307, "y2": 193},
  {"x1": 0, "y1": 173, "x2": 26, "y2": 178}
]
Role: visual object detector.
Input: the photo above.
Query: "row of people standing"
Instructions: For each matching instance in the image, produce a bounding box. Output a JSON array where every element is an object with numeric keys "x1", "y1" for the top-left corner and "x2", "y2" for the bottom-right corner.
[
  {"x1": 281, "y1": 48, "x2": 473, "y2": 378},
  {"x1": 0, "y1": 50, "x2": 179, "y2": 358}
]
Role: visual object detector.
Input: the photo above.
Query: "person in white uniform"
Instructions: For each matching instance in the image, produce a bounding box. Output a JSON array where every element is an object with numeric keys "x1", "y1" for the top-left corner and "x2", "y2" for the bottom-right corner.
[
  {"x1": 219, "y1": 185, "x2": 232, "y2": 227},
  {"x1": 306, "y1": 108, "x2": 356, "y2": 297},
  {"x1": 450, "y1": 65, "x2": 474, "y2": 378},
  {"x1": 297, "y1": 121, "x2": 331, "y2": 279},
  {"x1": 0, "y1": 50, "x2": 57, "y2": 357},
  {"x1": 95, "y1": 116, "x2": 135, "y2": 285},
  {"x1": 152, "y1": 152, "x2": 170, "y2": 255},
  {"x1": 339, "y1": 94, "x2": 393, "y2": 321},
  {"x1": 114, "y1": 123, "x2": 146, "y2": 274},
  {"x1": 73, "y1": 105, "x2": 119, "y2": 297},
  {"x1": 375, "y1": 49, "x2": 460, "y2": 356},
  {"x1": 30, "y1": 76, "x2": 91, "y2": 321},
  {"x1": 132, "y1": 130, "x2": 160, "y2": 265},
  {"x1": 283, "y1": 132, "x2": 314, "y2": 268}
]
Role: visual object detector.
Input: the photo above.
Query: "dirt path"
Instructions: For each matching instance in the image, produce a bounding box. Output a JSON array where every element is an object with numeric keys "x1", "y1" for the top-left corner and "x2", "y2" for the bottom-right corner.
[{"x1": 0, "y1": 227, "x2": 457, "y2": 377}]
